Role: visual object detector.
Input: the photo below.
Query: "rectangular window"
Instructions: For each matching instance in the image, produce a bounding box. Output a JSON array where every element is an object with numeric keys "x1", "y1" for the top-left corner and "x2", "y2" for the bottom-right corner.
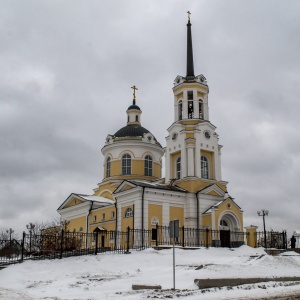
[
  {"x1": 188, "y1": 100, "x2": 194, "y2": 119},
  {"x1": 93, "y1": 215, "x2": 97, "y2": 222},
  {"x1": 102, "y1": 213, "x2": 105, "y2": 220},
  {"x1": 110, "y1": 231, "x2": 115, "y2": 240},
  {"x1": 187, "y1": 90, "x2": 193, "y2": 100},
  {"x1": 111, "y1": 211, "x2": 115, "y2": 219}
]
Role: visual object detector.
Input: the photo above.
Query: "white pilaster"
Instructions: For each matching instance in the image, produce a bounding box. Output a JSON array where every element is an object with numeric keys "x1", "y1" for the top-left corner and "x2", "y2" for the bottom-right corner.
[
  {"x1": 182, "y1": 90, "x2": 188, "y2": 119},
  {"x1": 195, "y1": 131, "x2": 201, "y2": 177},
  {"x1": 162, "y1": 202, "x2": 170, "y2": 226},
  {"x1": 181, "y1": 145, "x2": 187, "y2": 178},
  {"x1": 187, "y1": 143, "x2": 195, "y2": 177}
]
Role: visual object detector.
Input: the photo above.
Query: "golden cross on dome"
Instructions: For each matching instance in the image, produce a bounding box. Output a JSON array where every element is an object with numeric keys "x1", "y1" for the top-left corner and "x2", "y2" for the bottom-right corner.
[
  {"x1": 187, "y1": 11, "x2": 191, "y2": 21},
  {"x1": 131, "y1": 85, "x2": 138, "y2": 105}
]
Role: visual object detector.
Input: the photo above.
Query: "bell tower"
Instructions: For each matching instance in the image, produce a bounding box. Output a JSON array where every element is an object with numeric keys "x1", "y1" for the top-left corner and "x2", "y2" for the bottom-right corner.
[{"x1": 165, "y1": 14, "x2": 223, "y2": 191}]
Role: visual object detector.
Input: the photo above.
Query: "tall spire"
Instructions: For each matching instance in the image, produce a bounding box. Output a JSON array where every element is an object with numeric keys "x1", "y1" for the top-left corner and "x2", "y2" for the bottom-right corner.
[{"x1": 186, "y1": 11, "x2": 195, "y2": 80}]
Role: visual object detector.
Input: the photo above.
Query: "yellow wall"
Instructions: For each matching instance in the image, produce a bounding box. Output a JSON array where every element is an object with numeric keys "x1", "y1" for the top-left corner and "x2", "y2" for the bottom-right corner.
[
  {"x1": 170, "y1": 206, "x2": 184, "y2": 227},
  {"x1": 105, "y1": 158, "x2": 161, "y2": 180},
  {"x1": 148, "y1": 204, "x2": 162, "y2": 229},
  {"x1": 177, "y1": 178, "x2": 227, "y2": 193},
  {"x1": 68, "y1": 216, "x2": 86, "y2": 233},
  {"x1": 89, "y1": 205, "x2": 116, "y2": 231},
  {"x1": 202, "y1": 214, "x2": 211, "y2": 228},
  {"x1": 94, "y1": 182, "x2": 116, "y2": 196}
]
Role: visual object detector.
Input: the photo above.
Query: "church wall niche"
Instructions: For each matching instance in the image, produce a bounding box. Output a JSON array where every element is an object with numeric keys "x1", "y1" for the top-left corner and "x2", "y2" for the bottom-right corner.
[
  {"x1": 121, "y1": 205, "x2": 134, "y2": 231},
  {"x1": 148, "y1": 204, "x2": 162, "y2": 231}
]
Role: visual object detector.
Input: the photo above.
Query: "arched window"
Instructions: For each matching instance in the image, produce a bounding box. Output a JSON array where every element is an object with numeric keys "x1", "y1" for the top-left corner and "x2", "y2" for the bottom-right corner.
[
  {"x1": 124, "y1": 207, "x2": 133, "y2": 218},
  {"x1": 122, "y1": 154, "x2": 131, "y2": 175},
  {"x1": 144, "y1": 155, "x2": 153, "y2": 176},
  {"x1": 135, "y1": 115, "x2": 139, "y2": 122},
  {"x1": 188, "y1": 100, "x2": 194, "y2": 119},
  {"x1": 188, "y1": 91, "x2": 194, "y2": 119},
  {"x1": 106, "y1": 157, "x2": 111, "y2": 177},
  {"x1": 199, "y1": 99, "x2": 203, "y2": 119},
  {"x1": 178, "y1": 101, "x2": 183, "y2": 120},
  {"x1": 220, "y1": 219, "x2": 228, "y2": 226},
  {"x1": 201, "y1": 156, "x2": 209, "y2": 179},
  {"x1": 176, "y1": 157, "x2": 181, "y2": 179}
]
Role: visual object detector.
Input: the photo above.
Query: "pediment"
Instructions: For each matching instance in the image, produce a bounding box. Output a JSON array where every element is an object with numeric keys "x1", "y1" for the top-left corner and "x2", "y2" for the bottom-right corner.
[
  {"x1": 57, "y1": 193, "x2": 88, "y2": 211},
  {"x1": 197, "y1": 184, "x2": 225, "y2": 197},
  {"x1": 113, "y1": 181, "x2": 137, "y2": 194}
]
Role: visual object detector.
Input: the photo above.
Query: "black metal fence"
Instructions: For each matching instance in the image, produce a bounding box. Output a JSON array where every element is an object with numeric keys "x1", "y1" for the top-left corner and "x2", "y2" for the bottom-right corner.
[
  {"x1": 255, "y1": 230, "x2": 287, "y2": 249},
  {"x1": 0, "y1": 226, "x2": 248, "y2": 266}
]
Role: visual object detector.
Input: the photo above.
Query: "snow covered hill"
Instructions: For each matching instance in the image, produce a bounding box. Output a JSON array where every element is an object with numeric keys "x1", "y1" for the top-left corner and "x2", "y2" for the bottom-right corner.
[{"x1": 1, "y1": 246, "x2": 300, "y2": 299}]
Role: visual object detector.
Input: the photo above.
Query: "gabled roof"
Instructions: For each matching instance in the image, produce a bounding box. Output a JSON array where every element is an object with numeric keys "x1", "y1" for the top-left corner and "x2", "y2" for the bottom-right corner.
[
  {"x1": 57, "y1": 193, "x2": 115, "y2": 211},
  {"x1": 196, "y1": 184, "x2": 225, "y2": 197},
  {"x1": 202, "y1": 197, "x2": 241, "y2": 214},
  {"x1": 113, "y1": 179, "x2": 187, "y2": 194}
]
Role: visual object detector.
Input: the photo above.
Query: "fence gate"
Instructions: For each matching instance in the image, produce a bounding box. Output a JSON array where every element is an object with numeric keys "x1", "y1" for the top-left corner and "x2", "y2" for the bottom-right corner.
[{"x1": 270, "y1": 231, "x2": 287, "y2": 249}]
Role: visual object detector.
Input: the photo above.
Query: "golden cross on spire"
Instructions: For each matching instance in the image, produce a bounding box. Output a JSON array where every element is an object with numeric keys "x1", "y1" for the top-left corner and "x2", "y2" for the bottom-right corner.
[
  {"x1": 187, "y1": 11, "x2": 191, "y2": 21},
  {"x1": 131, "y1": 85, "x2": 138, "y2": 105}
]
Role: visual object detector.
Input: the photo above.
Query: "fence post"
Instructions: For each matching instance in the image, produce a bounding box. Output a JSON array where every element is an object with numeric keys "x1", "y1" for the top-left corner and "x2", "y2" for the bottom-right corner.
[
  {"x1": 205, "y1": 228, "x2": 209, "y2": 248},
  {"x1": 21, "y1": 231, "x2": 25, "y2": 262},
  {"x1": 126, "y1": 226, "x2": 130, "y2": 253},
  {"x1": 95, "y1": 232, "x2": 98, "y2": 255},
  {"x1": 156, "y1": 224, "x2": 158, "y2": 247},
  {"x1": 283, "y1": 231, "x2": 287, "y2": 249},
  {"x1": 60, "y1": 229, "x2": 64, "y2": 259},
  {"x1": 182, "y1": 226, "x2": 185, "y2": 248}
]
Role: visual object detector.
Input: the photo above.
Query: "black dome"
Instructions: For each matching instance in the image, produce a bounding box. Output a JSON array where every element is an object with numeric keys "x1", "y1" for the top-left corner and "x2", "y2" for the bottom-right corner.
[
  {"x1": 114, "y1": 124, "x2": 149, "y2": 138},
  {"x1": 127, "y1": 104, "x2": 141, "y2": 111}
]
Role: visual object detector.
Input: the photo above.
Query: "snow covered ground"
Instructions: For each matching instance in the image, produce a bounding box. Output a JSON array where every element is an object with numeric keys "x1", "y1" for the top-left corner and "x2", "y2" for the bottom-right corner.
[{"x1": 1, "y1": 245, "x2": 300, "y2": 299}]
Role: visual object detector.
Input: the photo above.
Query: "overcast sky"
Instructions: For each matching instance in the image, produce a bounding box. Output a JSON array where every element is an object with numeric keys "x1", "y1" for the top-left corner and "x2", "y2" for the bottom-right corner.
[{"x1": 1, "y1": 1, "x2": 300, "y2": 237}]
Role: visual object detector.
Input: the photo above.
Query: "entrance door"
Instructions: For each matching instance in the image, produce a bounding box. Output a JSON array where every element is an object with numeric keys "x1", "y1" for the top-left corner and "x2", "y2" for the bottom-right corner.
[
  {"x1": 220, "y1": 230, "x2": 230, "y2": 248},
  {"x1": 101, "y1": 235, "x2": 105, "y2": 248}
]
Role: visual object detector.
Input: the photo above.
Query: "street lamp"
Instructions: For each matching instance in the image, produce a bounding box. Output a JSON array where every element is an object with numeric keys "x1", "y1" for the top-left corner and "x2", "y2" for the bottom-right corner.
[
  {"x1": 26, "y1": 223, "x2": 36, "y2": 253},
  {"x1": 257, "y1": 209, "x2": 269, "y2": 248}
]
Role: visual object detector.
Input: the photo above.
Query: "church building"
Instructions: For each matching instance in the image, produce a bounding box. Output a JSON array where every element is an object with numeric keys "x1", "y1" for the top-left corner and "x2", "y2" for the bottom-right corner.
[{"x1": 57, "y1": 16, "x2": 244, "y2": 246}]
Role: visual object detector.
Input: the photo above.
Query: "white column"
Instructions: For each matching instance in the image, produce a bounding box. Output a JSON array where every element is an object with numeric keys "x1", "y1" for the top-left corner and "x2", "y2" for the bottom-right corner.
[
  {"x1": 165, "y1": 149, "x2": 171, "y2": 182},
  {"x1": 117, "y1": 203, "x2": 122, "y2": 232},
  {"x1": 174, "y1": 95, "x2": 178, "y2": 121},
  {"x1": 181, "y1": 145, "x2": 187, "y2": 178},
  {"x1": 134, "y1": 199, "x2": 142, "y2": 229},
  {"x1": 187, "y1": 144, "x2": 195, "y2": 177},
  {"x1": 162, "y1": 202, "x2": 169, "y2": 226},
  {"x1": 194, "y1": 91, "x2": 199, "y2": 119},
  {"x1": 182, "y1": 90, "x2": 188, "y2": 119},
  {"x1": 195, "y1": 131, "x2": 201, "y2": 177},
  {"x1": 211, "y1": 209, "x2": 217, "y2": 230}
]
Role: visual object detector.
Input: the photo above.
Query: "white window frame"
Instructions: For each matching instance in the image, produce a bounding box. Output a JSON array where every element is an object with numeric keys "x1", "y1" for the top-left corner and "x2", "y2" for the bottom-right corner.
[{"x1": 122, "y1": 154, "x2": 131, "y2": 175}]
